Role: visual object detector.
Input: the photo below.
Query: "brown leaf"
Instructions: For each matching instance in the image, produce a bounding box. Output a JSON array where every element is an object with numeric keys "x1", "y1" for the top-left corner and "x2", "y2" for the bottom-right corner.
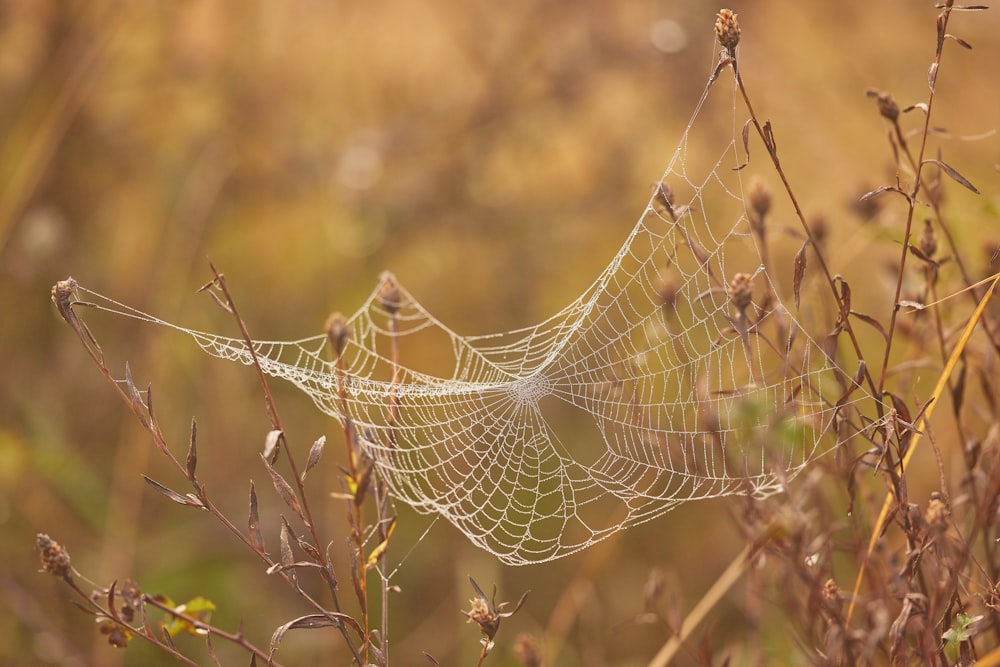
[
  {"x1": 186, "y1": 418, "x2": 198, "y2": 483},
  {"x1": 262, "y1": 429, "x2": 282, "y2": 463},
  {"x1": 269, "y1": 613, "x2": 363, "y2": 653},
  {"x1": 248, "y1": 481, "x2": 265, "y2": 555},
  {"x1": 262, "y1": 455, "x2": 303, "y2": 520},
  {"x1": 279, "y1": 517, "x2": 296, "y2": 584},
  {"x1": 296, "y1": 535, "x2": 321, "y2": 561},
  {"x1": 301, "y1": 435, "x2": 326, "y2": 484},
  {"x1": 793, "y1": 241, "x2": 808, "y2": 310},
  {"x1": 849, "y1": 311, "x2": 889, "y2": 344},
  {"x1": 945, "y1": 33, "x2": 973, "y2": 49},
  {"x1": 143, "y1": 475, "x2": 200, "y2": 507},
  {"x1": 123, "y1": 363, "x2": 149, "y2": 429},
  {"x1": 923, "y1": 158, "x2": 980, "y2": 194}
]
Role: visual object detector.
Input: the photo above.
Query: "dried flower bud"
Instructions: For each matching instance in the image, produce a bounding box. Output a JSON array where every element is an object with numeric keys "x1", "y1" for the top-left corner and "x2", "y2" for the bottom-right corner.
[
  {"x1": 654, "y1": 180, "x2": 676, "y2": 220},
  {"x1": 866, "y1": 89, "x2": 899, "y2": 122},
  {"x1": 325, "y1": 312, "x2": 352, "y2": 357},
  {"x1": 747, "y1": 177, "x2": 771, "y2": 238},
  {"x1": 919, "y1": 219, "x2": 938, "y2": 259},
  {"x1": 36, "y1": 533, "x2": 72, "y2": 580},
  {"x1": 657, "y1": 271, "x2": 679, "y2": 310},
  {"x1": 715, "y1": 9, "x2": 741, "y2": 54},
  {"x1": 377, "y1": 272, "x2": 402, "y2": 316},
  {"x1": 925, "y1": 492, "x2": 949, "y2": 530},
  {"x1": 515, "y1": 633, "x2": 543, "y2": 667},
  {"x1": 809, "y1": 214, "x2": 828, "y2": 249},
  {"x1": 728, "y1": 272, "x2": 754, "y2": 313}
]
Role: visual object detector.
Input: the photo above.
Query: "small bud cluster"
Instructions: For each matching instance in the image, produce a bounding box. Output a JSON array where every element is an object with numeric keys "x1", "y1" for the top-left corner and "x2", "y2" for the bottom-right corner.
[{"x1": 36, "y1": 533, "x2": 72, "y2": 580}]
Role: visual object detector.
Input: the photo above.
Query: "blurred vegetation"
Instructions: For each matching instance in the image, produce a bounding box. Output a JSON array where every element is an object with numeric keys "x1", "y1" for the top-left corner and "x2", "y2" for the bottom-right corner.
[{"x1": 2, "y1": 1, "x2": 999, "y2": 666}]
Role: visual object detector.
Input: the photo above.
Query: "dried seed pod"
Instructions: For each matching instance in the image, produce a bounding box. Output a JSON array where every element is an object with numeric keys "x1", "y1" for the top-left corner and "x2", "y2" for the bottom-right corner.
[{"x1": 325, "y1": 312, "x2": 352, "y2": 357}]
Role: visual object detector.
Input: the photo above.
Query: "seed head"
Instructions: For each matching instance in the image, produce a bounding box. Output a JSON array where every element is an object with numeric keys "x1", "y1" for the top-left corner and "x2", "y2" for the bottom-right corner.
[
  {"x1": 715, "y1": 9, "x2": 741, "y2": 55},
  {"x1": 377, "y1": 272, "x2": 402, "y2": 316},
  {"x1": 36, "y1": 533, "x2": 72, "y2": 580},
  {"x1": 728, "y1": 272, "x2": 754, "y2": 313},
  {"x1": 325, "y1": 312, "x2": 352, "y2": 357}
]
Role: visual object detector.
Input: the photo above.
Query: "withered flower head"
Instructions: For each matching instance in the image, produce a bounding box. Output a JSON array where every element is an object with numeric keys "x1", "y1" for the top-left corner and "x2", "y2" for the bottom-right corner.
[
  {"x1": 715, "y1": 9, "x2": 741, "y2": 55},
  {"x1": 728, "y1": 272, "x2": 754, "y2": 313},
  {"x1": 463, "y1": 576, "x2": 529, "y2": 646},
  {"x1": 36, "y1": 533, "x2": 72, "y2": 580},
  {"x1": 866, "y1": 89, "x2": 899, "y2": 122},
  {"x1": 325, "y1": 312, "x2": 352, "y2": 357},
  {"x1": 377, "y1": 271, "x2": 403, "y2": 316}
]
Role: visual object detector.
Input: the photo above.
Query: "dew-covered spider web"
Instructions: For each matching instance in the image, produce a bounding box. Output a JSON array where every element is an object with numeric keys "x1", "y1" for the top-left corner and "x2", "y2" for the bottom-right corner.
[{"x1": 65, "y1": 60, "x2": 869, "y2": 566}]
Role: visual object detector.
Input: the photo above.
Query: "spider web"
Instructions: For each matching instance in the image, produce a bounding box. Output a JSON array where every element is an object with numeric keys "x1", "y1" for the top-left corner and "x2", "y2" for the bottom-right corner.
[{"x1": 69, "y1": 63, "x2": 867, "y2": 566}]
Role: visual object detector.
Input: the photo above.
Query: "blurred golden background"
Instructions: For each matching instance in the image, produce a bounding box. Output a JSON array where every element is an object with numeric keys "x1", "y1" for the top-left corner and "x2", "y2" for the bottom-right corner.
[{"x1": 2, "y1": 1, "x2": 998, "y2": 665}]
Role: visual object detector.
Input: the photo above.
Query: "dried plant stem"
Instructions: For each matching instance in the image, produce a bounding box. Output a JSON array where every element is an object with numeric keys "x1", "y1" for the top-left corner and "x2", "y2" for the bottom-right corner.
[
  {"x1": 203, "y1": 266, "x2": 365, "y2": 661},
  {"x1": 875, "y1": 3, "x2": 955, "y2": 396},
  {"x1": 646, "y1": 544, "x2": 753, "y2": 667},
  {"x1": 845, "y1": 273, "x2": 1000, "y2": 624},
  {"x1": 53, "y1": 276, "x2": 366, "y2": 665},
  {"x1": 724, "y1": 58, "x2": 879, "y2": 401}
]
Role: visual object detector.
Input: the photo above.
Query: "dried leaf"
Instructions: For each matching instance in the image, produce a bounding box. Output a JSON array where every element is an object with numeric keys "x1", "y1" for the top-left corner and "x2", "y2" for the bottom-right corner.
[
  {"x1": 923, "y1": 158, "x2": 980, "y2": 193},
  {"x1": 186, "y1": 418, "x2": 198, "y2": 483},
  {"x1": 143, "y1": 475, "x2": 200, "y2": 507},
  {"x1": 279, "y1": 517, "x2": 296, "y2": 584},
  {"x1": 849, "y1": 311, "x2": 889, "y2": 344},
  {"x1": 835, "y1": 361, "x2": 867, "y2": 411},
  {"x1": 123, "y1": 363, "x2": 149, "y2": 429},
  {"x1": 263, "y1": 455, "x2": 303, "y2": 520},
  {"x1": 263, "y1": 429, "x2": 282, "y2": 462},
  {"x1": 301, "y1": 435, "x2": 326, "y2": 483},
  {"x1": 945, "y1": 33, "x2": 973, "y2": 49},
  {"x1": 423, "y1": 652, "x2": 444, "y2": 666},
  {"x1": 907, "y1": 243, "x2": 937, "y2": 265},
  {"x1": 248, "y1": 481, "x2": 265, "y2": 555},
  {"x1": 296, "y1": 535, "x2": 321, "y2": 561},
  {"x1": 107, "y1": 580, "x2": 118, "y2": 618},
  {"x1": 860, "y1": 185, "x2": 906, "y2": 201},
  {"x1": 928, "y1": 62, "x2": 938, "y2": 92},
  {"x1": 792, "y1": 241, "x2": 808, "y2": 310},
  {"x1": 270, "y1": 613, "x2": 363, "y2": 653},
  {"x1": 898, "y1": 300, "x2": 926, "y2": 311}
]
